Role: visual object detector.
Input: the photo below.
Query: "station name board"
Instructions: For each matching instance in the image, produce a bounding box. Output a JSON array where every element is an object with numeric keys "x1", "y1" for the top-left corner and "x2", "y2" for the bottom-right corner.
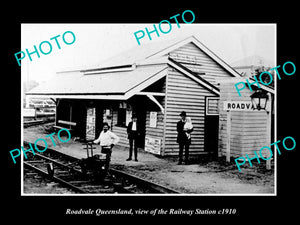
[{"x1": 223, "y1": 101, "x2": 254, "y2": 111}]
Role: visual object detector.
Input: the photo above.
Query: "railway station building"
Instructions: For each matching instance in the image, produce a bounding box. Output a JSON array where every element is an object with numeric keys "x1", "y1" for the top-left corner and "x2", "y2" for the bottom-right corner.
[{"x1": 26, "y1": 36, "x2": 274, "y2": 159}]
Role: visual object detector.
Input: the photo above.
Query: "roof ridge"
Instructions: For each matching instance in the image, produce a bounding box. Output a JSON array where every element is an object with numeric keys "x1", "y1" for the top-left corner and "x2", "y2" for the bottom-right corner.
[
  {"x1": 145, "y1": 35, "x2": 194, "y2": 59},
  {"x1": 90, "y1": 35, "x2": 195, "y2": 70}
]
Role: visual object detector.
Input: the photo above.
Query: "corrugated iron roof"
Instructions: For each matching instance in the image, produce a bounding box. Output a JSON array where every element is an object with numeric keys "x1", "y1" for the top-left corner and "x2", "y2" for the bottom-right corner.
[
  {"x1": 87, "y1": 36, "x2": 191, "y2": 69},
  {"x1": 28, "y1": 35, "x2": 273, "y2": 99},
  {"x1": 27, "y1": 64, "x2": 168, "y2": 96}
]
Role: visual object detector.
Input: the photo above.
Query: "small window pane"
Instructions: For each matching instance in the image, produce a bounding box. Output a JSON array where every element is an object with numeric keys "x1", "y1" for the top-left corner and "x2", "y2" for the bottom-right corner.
[{"x1": 207, "y1": 98, "x2": 219, "y2": 115}]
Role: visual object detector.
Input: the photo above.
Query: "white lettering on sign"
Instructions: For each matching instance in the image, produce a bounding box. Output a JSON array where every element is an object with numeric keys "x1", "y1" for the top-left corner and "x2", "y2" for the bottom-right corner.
[
  {"x1": 149, "y1": 111, "x2": 157, "y2": 128},
  {"x1": 145, "y1": 136, "x2": 161, "y2": 155},
  {"x1": 223, "y1": 101, "x2": 254, "y2": 111}
]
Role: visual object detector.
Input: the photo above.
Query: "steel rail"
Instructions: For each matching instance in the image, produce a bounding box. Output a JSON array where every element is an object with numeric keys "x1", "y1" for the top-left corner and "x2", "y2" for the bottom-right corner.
[
  {"x1": 23, "y1": 120, "x2": 54, "y2": 128},
  {"x1": 24, "y1": 161, "x2": 87, "y2": 193},
  {"x1": 23, "y1": 141, "x2": 181, "y2": 194},
  {"x1": 109, "y1": 169, "x2": 180, "y2": 194},
  {"x1": 24, "y1": 146, "x2": 133, "y2": 194},
  {"x1": 28, "y1": 151, "x2": 83, "y2": 174}
]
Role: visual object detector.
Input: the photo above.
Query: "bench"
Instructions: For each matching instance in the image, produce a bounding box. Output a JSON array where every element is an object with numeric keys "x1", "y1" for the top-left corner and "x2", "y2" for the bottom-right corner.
[{"x1": 53, "y1": 120, "x2": 77, "y2": 131}]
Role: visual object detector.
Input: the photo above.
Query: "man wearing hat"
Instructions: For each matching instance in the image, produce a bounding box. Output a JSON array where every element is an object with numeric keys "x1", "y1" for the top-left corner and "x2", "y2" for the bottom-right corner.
[
  {"x1": 126, "y1": 113, "x2": 139, "y2": 161},
  {"x1": 177, "y1": 111, "x2": 193, "y2": 165}
]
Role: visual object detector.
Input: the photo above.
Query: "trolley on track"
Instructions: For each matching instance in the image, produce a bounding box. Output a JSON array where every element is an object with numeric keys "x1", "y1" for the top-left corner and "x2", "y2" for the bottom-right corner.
[{"x1": 79, "y1": 142, "x2": 110, "y2": 180}]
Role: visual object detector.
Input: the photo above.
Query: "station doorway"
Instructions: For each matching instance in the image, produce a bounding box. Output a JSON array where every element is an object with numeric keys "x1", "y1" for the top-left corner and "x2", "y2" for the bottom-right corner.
[
  {"x1": 204, "y1": 97, "x2": 219, "y2": 156},
  {"x1": 135, "y1": 107, "x2": 146, "y2": 148}
]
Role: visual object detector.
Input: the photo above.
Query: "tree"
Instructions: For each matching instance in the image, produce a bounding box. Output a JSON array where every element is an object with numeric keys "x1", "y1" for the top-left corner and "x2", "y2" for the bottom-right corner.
[{"x1": 252, "y1": 66, "x2": 274, "y2": 88}]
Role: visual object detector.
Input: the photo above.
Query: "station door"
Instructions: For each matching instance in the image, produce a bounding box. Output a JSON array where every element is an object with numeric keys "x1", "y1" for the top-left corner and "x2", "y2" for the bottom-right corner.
[{"x1": 204, "y1": 97, "x2": 219, "y2": 156}]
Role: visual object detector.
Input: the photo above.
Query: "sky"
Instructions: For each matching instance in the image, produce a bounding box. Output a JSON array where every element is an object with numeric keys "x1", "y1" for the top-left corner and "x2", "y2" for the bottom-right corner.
[{"x1": 21, "y1": 23, "x2": 276, "y2": 83}]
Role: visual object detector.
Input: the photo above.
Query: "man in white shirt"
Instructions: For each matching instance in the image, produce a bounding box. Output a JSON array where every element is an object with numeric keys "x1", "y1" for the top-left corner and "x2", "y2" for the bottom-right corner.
[
  {"x1": 93, "y1": 123, "x2": 120, "y2": 170},
  {"x1": 93, "y1": 123, "x2": 120, "y2": 147}
]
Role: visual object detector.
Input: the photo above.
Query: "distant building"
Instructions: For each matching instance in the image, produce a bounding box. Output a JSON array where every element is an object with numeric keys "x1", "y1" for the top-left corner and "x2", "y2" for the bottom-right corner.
[{"x1": 231, "y1": 55, "x2": 274, "y2": 77}]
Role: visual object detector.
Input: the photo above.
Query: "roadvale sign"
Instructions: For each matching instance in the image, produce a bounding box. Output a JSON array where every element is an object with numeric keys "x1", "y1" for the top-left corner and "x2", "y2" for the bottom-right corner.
[{"x1": 223, "y1": 101, "x2": 254, "y2": 111}]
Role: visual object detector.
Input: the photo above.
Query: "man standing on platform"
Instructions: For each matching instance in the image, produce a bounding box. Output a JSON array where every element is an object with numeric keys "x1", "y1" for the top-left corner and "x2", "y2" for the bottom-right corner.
[
  {"x1": 176, "y1": 111, "x2": 193, "y2": 165},
  {"x1": 126, "y1": 114, "x2": 139, "y2": 162}
]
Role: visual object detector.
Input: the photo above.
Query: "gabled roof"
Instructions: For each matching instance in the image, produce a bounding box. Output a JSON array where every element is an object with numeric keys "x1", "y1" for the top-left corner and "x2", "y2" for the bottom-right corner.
[
  {"x1": 85, "y1": 37, "x2": 187, "y2": 70},
  {"x1": 146, "y1": 36, "x2": 242, "y2": 78},
  {"x1": 27, "y1": 35, "x2": 273, "y2": 99},
  {"x1": 87, "y1": 36, "x2": 242, "y2": 79},
  {"x1": 27, "y1": 65, "x2": 168, "y2": 100}
]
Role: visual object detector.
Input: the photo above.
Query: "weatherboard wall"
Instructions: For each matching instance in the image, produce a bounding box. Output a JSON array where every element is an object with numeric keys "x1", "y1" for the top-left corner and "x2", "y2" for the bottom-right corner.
[
  {"x1": 218, "y1": 81, "x2": 269, "y2": 159},
  {"x1": 162, "y1": 42, "x2": 236, "y2": 156},
  {"x1": 163, "y1": 66, "x2": 216, "y2": 155},
  {"x1": 169, "y1": 42, "x2": 234, "y2": 87}
]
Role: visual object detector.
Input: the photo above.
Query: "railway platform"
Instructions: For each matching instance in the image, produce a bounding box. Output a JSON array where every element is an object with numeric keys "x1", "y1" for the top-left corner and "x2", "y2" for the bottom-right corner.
[{"x1": 23, "y1": 125, "x2": 274, "y2": 194}]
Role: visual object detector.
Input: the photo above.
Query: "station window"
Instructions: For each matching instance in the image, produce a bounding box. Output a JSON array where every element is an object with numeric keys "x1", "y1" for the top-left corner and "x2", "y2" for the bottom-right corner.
[{"x1": 206, "y1": 97, "x2": 219, "y2": 115}]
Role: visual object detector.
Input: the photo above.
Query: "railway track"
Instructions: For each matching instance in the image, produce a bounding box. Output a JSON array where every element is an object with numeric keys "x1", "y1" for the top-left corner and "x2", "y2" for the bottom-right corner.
[
  {"x1": 23, "y1": 120, "x2": 54, "y2": 128},
  {"x1": 23, "y1": 142, "x2": 179, "y2": 194}
]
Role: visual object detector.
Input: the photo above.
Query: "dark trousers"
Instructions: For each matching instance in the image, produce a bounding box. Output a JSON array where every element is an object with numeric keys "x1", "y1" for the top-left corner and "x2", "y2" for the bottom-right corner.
[
  {"x1": 129, "y1": 138, "x2": 138, "y2": 160},
  {"x1": 101, "y1": 146, "x2": 112, "y2": 172},
  {"x1": 178, "y1": 142, "x2": 190, "y2": 164}
]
